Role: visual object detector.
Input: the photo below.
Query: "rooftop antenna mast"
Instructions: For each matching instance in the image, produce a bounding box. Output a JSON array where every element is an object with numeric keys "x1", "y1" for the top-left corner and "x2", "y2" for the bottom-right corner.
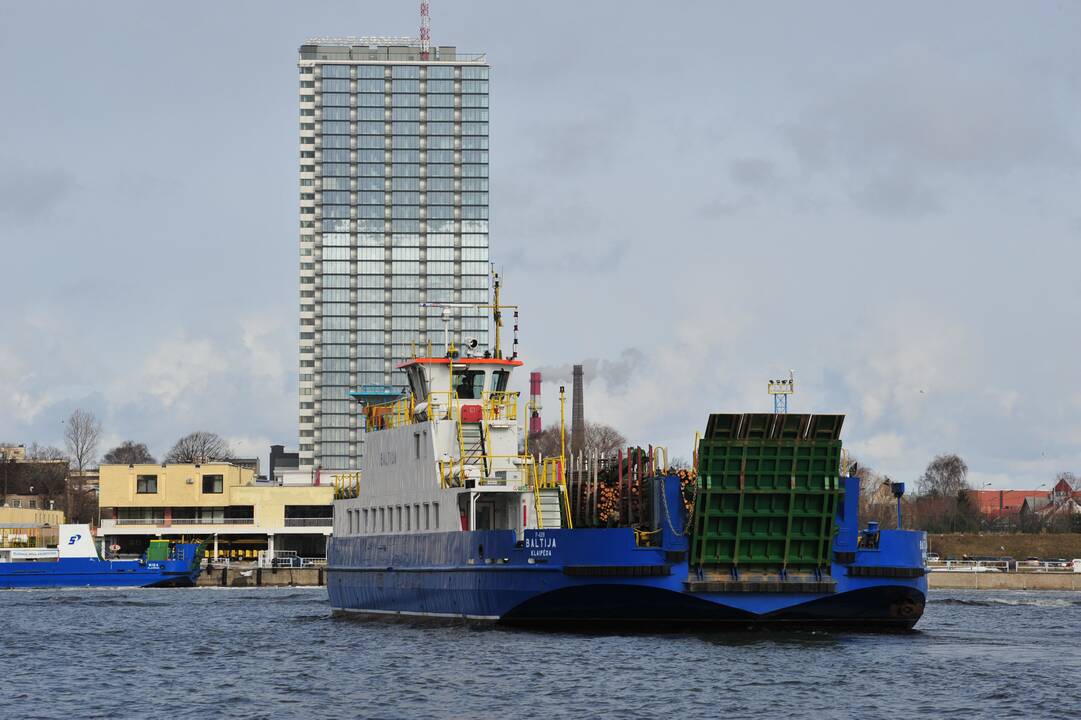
[
  {"x1": 420, "y1": 270, "x2": 518, "y2": 359},
  {"x1": 419, "y1": 1, "x2": 431, "y2": 60},
  {"x1": 768, "y1": 370, "x2": 795, "y2": 414}
]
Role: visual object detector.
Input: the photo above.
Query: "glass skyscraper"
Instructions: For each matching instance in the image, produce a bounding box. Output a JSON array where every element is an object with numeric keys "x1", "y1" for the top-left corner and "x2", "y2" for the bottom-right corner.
[{"x1": 297, "y1": 38, "x2": 490, "y2": 473}]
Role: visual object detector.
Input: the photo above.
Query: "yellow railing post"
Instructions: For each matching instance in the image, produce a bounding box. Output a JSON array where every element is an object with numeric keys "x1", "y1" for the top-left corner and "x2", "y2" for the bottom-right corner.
[
  {"x1": 559, "y1": 386, "x2": 567, "y2": 463},
  {"x1": 531, "y1": 461, "x2": 543, "y2": 529}
]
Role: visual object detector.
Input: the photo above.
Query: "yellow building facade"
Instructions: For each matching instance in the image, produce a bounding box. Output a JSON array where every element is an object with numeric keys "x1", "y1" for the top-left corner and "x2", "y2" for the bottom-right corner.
[
  {"x1": 0, "y1": 505, "x2": 65, "y2": 547},
  {"x1": 98, "y1": 462, "x2": 334, "y2": 561}
]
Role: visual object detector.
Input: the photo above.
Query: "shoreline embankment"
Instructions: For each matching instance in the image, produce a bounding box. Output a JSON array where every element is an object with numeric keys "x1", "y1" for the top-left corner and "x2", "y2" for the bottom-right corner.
[
  {"x1": 197, "y1": 565, "x2": 326, "y2": 587},
  {"x1": 928, "y1": 533, "x2": 1081, "y2": 559},
  {"x1": 929, "y1": 572, "x2": 1081, "y2": 590}
]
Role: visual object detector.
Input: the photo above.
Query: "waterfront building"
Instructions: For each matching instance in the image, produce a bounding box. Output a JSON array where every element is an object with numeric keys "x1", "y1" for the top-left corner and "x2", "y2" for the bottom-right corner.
[
  {"x1": 69, "y1": 468, "x2": 100, "y2": 496},
  {"x1": 0, "y1": 445, "x2": 28, "y2": 462},
  {"x1": 0, "y1": 504, "x2": 64, "y2": 547},
  {"x1": 98, "y1": 462, "x2": 334, "y2": 561},
  {"x1": 0, "y1": 445, "x2": 70, "y2": 516},
  {"x1": 296, "y1": 37, "x2": 491, "y2": 475}
]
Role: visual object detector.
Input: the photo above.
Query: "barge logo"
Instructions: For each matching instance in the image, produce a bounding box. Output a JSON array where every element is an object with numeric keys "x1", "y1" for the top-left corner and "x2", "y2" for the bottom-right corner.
[
  {"x1": 68, "y1": 534, "x2": 81, "y2": 544},
  {"x1": 526, "y1": 532, "x2": 557, "y2": 558}
]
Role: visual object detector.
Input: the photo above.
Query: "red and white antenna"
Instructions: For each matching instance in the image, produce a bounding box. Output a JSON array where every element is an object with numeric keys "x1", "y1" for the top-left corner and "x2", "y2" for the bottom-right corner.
[{"x1": 419, "y1": 1, "x2": 431, "y2": 60}]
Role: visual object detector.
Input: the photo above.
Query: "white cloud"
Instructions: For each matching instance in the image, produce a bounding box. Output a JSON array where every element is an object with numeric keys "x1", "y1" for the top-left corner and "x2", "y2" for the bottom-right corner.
[
  {"x1": 0, "y1": 348, "x2": 60, "y2": 424},
  {"x1": 126, "y1": 336, "x2": 220, "y2": 410},
  {"x1": 225, "y1": 435, "x2": 274, "y2": 461},
  {"x1": 856, "y1": 432, "x2": 906, "y2": 462}
]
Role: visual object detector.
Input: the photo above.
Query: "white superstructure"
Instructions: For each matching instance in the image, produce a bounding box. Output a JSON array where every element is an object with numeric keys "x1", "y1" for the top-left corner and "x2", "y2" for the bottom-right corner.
[{"x1": 333, "y1": 354, "x2": 568, "y2": 539}]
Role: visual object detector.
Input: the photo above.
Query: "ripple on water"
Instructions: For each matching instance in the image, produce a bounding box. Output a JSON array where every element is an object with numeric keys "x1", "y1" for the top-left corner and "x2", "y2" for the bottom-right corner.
[{"x1": 2, "y1": 587, "x2": 1081, "y2": 719}]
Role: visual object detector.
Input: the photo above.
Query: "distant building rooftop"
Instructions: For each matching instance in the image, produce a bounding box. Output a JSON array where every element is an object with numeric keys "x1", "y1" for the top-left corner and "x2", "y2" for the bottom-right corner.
[{"x1": 299, "y1": 37, "x2": 484, "y2": 64}]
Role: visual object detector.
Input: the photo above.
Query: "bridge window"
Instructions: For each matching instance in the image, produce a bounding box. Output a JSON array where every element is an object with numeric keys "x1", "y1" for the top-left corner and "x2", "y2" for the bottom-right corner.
[
  {"x1": 202, "y1": 475, "x2": 224, "y2": 494},
  {"x1": 493, "y1": 370, "x2": 509, "y2": 392},
  {"x1": 456, "y1": 370, "x2": 485, "y2": 399}
]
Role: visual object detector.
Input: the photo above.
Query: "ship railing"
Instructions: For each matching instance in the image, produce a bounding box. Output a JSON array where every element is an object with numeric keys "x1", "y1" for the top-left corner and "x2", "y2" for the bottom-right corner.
[
  {"x1": 439, "y1": 454, "x2": 529, "y2": 489},
  {"x1": 481, "y1": 391, "x2": 519, "y2": 421},
  {"x1": 529, "y1": 457, "x2": 573, "y2": 530},
  {"x1": 364, "y1": 395, "x2": 415, "y2": 431},
  {"x1": 334, "y1": 472, "x2": 361, "y2": 499},
  {"x1": 927, "y1": 560, "x2": 1011, "y2": 573},
  {"x1": 927, "y1": 559, "x2": 1078, "y2": 574},
  {"x1": 425, "y1": 391, "x2": 458, "y2": 421},
  {"x1": 256, "y1": 552, "x2": 328, "y2": 568}
]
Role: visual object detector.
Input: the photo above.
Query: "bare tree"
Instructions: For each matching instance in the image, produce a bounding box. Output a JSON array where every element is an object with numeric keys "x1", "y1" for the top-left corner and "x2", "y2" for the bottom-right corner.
[
  {"x1": 917, "y1": 454, "x2": 970, "y2": 498},
  {"x1": 26, "y1": 442, "x2": 68, "y2": 461},
  {"x1": 64, "y1": 409, "x2": 102, "y2": 473},
  {"x1": 582, "y1": 422, "x2": 627, "y2": 456},
  {"x1": 1055, "y1": 471, "x2": 1078, "y2": 489},
  {"x1": 61, "y1": 410, "x2": 102, "y2": 524},
  {"x1": 528, "y1": 421, "x2": 626, "y2": 458},
  {"x1": 102, "y1": 441, "x2": 156, "y2": 465},
  {"x1": 164, "y1": 432, "x2": 233, "y2": 463},
  {"x1": 668, "y1": 456, "x2": 692, "y2": 471},
  {"x1": 527, "y1": 425, "x2": 565, "y2": 459}
]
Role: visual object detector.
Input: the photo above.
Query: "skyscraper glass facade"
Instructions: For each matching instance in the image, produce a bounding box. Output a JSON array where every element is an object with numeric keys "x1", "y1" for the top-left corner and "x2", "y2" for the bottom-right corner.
[{"x1": 298, "y1": 40, "x2": 490, "y2": 472}]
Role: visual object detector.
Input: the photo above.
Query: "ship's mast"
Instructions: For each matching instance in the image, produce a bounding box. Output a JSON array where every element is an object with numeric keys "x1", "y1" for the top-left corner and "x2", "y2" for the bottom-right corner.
[{"x1": 420, "y1": 270, "x2": 517, "y2": 359}]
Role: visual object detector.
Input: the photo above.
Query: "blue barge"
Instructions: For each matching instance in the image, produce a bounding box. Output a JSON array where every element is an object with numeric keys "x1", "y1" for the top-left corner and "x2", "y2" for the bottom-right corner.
[
  {"x1": 330, "y1": 475, "x2": 925, "y2": 628},
  {"x1": 328, "y1": 346, "x2": 927, "y2": 629},
  {"x1": 0, "y1": 524, "x2": 205, "y2": 589}
]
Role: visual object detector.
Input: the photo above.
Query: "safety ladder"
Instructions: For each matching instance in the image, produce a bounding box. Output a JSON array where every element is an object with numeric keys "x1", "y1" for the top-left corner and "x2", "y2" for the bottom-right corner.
[
  {"x1": 458, "y1": 421, "x2": 489, "y2": 477},
  {"x1": 536, "y1": 488, "x2": 563, "y2": 529}
]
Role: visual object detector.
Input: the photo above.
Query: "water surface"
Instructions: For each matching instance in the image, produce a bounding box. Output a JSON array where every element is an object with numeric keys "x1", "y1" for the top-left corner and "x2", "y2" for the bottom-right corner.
[{"x1": 2, "y1": 588, "x2": 1079, "y2": 719}]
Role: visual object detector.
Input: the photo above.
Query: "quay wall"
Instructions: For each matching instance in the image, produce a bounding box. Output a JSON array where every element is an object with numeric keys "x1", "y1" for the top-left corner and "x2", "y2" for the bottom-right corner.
[
  {"x1": 929, "y1": 572, "x2": 1081, "y2": 590},
  {"x1": 196, "y1": 565, "x2": 326, "y2": 587}
]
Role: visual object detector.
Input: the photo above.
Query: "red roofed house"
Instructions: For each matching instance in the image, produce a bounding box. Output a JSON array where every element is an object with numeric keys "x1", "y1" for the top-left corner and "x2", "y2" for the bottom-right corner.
[
  {"x1": 974, "y1": 478, "x2": 1081, "y2": 523},
  {"x1": 973, "y1": 490, "x2": 1052, "y2": 520}
]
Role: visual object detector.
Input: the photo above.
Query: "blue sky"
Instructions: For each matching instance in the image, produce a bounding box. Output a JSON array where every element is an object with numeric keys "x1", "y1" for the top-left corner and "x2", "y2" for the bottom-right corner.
[{"x1": 1, "y1": 1, "x2": 1079, "y2": 486}]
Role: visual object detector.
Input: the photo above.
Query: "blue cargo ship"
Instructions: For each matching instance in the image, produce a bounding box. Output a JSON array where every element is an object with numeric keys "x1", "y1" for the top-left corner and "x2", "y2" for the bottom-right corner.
[
  {"x1": 0, "y1": 524, "x2": 205, "y2": 589},
  {"x1": 327, "y1": 374, "x2": 926, "y2": 627},
  {"x1": 327, "y1": 283, "x2": 926, "y2": 628}
]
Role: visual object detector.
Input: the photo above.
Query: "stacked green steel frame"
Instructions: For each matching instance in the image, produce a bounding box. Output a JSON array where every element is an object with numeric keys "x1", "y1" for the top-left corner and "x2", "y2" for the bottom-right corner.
[{"x1": 690, "y1": 413, "x2": 845, "y2": 574}]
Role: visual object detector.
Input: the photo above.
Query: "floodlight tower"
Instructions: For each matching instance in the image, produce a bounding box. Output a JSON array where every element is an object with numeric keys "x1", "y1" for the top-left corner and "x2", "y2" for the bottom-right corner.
[{"x1": 768, "y1": 370, "x2": 795, "y2": 414}]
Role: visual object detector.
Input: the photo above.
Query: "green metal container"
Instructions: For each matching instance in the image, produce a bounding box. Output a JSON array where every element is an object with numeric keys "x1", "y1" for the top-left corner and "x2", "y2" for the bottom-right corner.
[
  {"x1": 690, "y1": 413, "x2": 845, "y2": 573},
  {"x1": 146, "y1": 540, "x2": 171, "y2": 562}
]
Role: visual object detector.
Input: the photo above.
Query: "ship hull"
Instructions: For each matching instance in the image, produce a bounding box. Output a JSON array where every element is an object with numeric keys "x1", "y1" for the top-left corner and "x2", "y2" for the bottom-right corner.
[
  {"x1": 327, "y1": 529, "x2": 927, "y2": 630},
  {"x1": 0, "y1": 555, "x2": 203, "y2": 590}
]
